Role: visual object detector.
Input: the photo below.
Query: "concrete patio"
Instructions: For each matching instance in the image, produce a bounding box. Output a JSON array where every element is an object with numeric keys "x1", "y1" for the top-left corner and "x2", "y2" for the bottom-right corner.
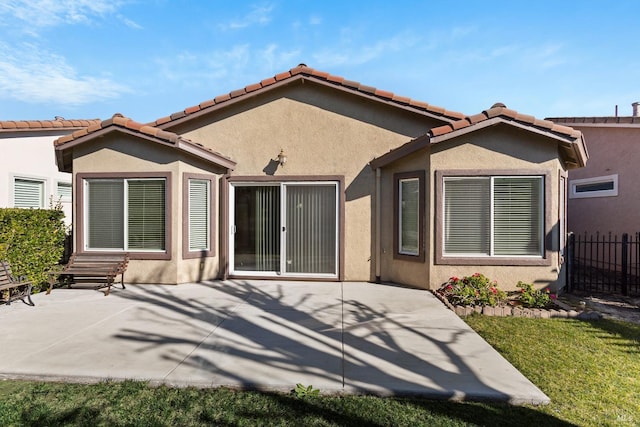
[{"x1": 0, "y1": 280, "x2": 549, "y2": 405}]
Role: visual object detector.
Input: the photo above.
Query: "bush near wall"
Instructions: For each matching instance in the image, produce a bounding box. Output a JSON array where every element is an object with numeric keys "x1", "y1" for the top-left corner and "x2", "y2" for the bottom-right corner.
[{"x1": 0, "y1": 208, "x2": 66, "y2": 292}]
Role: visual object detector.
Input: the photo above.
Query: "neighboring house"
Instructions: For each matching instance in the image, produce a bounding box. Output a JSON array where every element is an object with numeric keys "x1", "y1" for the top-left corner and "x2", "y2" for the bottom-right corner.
[
  {"x1": 0, "y1": 118, "x2": 99, "y2": 225},
  {"x1": 550, "y1": 103, "x2": 640, "y2": 236},
  {"x1": 53, "y1": 65, "x2": 587, "y2": 291}
]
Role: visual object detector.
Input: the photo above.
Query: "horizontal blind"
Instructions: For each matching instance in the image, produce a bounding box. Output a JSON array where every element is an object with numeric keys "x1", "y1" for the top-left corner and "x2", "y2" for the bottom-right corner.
[
  {"x1": 14, "y1": 178, "x2": 44, "y2": 208},
  {"x1": 189, "y1": 179, "x2": 209, "y2": 251},
  {"x1": 399, "y1": 178, "x2": 419, "y2": 255},
  {"x1": 57, "y1": 182, "x2": 72, "y2": 200},
  {"x1": 87, "y1": 180, "x2": 124, "y2": 249},
  {"x1": 127, "y1": 180, "x2": 165, "y2": 250},
  {"x1": 444, "y1": 178, "x2": 490, "y2": 254},
  {"x1": 494, "y1": 177, "x2": 542, "y2": 256}
]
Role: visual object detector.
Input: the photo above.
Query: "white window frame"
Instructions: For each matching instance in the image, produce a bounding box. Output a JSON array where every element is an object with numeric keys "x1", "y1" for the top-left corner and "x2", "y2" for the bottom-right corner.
[
  {"x1": 442, "y1": 175, "x2": 544, "y2": 258},
  {"x1": 569, "y1": 174, "x2": 618, "y2": 199},
  {"x1": 83, "y1": 178, "x2": 167, "y2": 253},
  {"x1": 13, "y1": 176, "x2": 46, "y2": 209}
]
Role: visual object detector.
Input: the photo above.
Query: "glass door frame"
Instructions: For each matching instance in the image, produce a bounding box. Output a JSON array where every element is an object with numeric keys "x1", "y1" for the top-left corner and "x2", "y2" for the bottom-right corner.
[{"x1": 228, "y1": 179, "x2": 340, "y2": 279}]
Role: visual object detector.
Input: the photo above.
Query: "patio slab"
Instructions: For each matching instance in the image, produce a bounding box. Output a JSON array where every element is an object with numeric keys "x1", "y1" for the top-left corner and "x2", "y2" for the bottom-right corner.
[{"x1": 0, "y1": 280, "x2": 549, "y2": 405}]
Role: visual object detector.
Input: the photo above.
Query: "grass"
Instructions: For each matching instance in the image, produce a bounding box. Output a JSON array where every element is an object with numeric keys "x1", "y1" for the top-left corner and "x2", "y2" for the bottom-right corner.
[
  {"x1": 465, "y1": 316, "x2": 640, "y2": 427},
  {"x1": 0, "y1": 317, "x2": 638, "y2": 426}
]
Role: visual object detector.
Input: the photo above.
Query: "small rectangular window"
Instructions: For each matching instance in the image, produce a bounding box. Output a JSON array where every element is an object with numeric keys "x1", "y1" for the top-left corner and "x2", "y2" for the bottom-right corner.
[
  {"x1": 570, "y1": 175, "x2": 618, "y2": 199},
  {"x1": 14, "y1": 178, "x2": 45, "y2": 209},
  {"x1": 57, "y1": 182, "x2": 72, "y2": 201},
  {"x1": 188, "y1": 179, "x2": 210, "y2": 251},
  {"x1": 393, "y1": 171, "x2": 424, "y2": 262}
]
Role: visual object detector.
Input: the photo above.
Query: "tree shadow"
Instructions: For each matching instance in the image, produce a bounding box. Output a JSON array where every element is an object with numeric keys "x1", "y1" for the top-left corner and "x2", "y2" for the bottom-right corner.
[{"x1": 108, "y1": 280, "x2": 554, "y2": 408}]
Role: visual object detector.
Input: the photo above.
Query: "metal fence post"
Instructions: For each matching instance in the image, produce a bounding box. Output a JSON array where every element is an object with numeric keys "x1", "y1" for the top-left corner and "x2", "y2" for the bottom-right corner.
[
  {"x1": 566, "y1": 232, "x2": 574, "y2": 293},
  {"x1": 622, "y1": 233, "x2": 628, "y2": 296}
]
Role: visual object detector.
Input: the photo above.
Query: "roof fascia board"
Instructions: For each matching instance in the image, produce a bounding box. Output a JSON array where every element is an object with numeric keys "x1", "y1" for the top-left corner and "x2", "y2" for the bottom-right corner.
[
  {"x1": 550, "y1": 122, "x2": 640, "y2": 129},
  {"x1": 175, "y1": 140, "x2": 236, "y2": 170}
]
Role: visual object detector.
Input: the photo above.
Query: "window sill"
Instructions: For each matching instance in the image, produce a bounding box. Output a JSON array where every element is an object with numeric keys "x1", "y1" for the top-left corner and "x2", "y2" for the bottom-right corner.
[{"x1": 435, "y1": 256, "x2": 550, "y2": 266}]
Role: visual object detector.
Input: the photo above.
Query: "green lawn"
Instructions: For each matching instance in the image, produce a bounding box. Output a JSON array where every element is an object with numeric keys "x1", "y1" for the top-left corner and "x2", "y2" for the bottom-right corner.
[{"x1": 0, "y1": 316, "x2": 638, "y2": 426}]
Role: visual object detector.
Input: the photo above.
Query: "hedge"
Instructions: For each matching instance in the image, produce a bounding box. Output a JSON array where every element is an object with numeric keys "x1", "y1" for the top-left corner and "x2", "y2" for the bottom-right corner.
[{"x1": 0, "y1": 208, "x2": 67, "y2": 292}]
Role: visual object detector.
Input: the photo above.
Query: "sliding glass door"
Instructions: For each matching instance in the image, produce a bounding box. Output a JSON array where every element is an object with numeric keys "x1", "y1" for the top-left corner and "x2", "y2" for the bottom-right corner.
[{"x1": 230, "y1": 182, "x2": 338, "y2": 278}]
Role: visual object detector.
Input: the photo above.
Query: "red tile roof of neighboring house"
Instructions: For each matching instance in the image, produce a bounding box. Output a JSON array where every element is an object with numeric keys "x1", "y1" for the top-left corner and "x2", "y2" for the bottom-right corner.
[
  {"x1": 151, "y1": 64, "x2": 466, "y2": 128},
  {"x1": 547, "y1": 116, "x2": 640, "y2": 125},
  {"x1": 54, "y1": 114, "x2": 236, "y2": 173},
  {"x1": 0, "y1": 118, "x2": 100, "y2": 132},
  {"x1": 370, "y1": 103, "x2": 588, "y2": 169}
]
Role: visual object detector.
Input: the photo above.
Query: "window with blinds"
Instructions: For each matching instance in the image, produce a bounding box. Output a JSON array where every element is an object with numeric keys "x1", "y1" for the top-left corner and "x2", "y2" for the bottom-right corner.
[
  {"x1": 57, "y1": 182, "x2": 72, "y2": 200},
  {"x1": 399, "y1": 178, "x2": 419, "y2": 255},
  {"x1": 85, "y1": 178, "x2": 166, "y2": 251},
  {"x1": 188, "y1": 179, "x2": 210, "y2": 251},
  {"x1": 443, "y1": 176, "x2": 543, "y2": 257},
  {"x1": 14, "y1": 178, "x2": 45, "y2": 208}
]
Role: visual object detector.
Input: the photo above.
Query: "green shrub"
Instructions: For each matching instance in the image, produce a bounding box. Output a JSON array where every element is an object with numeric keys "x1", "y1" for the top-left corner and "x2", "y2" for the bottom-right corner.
[
  {"x1": 0, "y1": 208, "x2": 67, "y2": 292},
  {"x1": 438, "y1": 273, "x2": 507, "y2": 307},
  {"x1": 516, "y1": 281, "x2": 555, "y2": 308}
]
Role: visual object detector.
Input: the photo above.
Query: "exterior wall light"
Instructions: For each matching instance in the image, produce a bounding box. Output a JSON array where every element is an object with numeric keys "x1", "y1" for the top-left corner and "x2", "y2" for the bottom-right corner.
[{"x1": 277, "y1": 149, "x2": 287, "y2": 166}]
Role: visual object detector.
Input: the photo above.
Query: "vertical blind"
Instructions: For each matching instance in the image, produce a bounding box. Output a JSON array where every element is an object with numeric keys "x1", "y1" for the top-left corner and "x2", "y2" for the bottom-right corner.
[
  {"x1": 255, "y1": 186, "x2": 280, "y2": 271},
  {"x1": 444, "y1": 176, "x2": 542, "y2": 256},
  {"x1": 286, "y1": 184, "x2": 337, "y2": 274},
  {"x1": 14, "y1": 178, "x2": 44, "y2": 209},
  {"x1": 399, "y1": 178, "x2": 419, "y2": 255},
  {"x1": 188, "y1": 179, "x2": 210, "y2": 251}
]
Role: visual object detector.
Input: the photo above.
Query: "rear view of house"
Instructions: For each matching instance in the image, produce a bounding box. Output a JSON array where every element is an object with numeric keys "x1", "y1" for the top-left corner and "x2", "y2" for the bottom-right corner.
[{"x1": 54, "y1": 65, "x2": 586, "y2": 291}]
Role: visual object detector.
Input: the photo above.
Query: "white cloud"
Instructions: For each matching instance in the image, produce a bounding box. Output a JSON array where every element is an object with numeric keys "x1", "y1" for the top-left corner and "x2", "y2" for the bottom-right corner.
[
  {"x1": 0, "y1": 43, "x2": 131, "y2": 105},
  {"x1": 313, "y1": 31, "x2": 421, "y2": 67},
  {"x1": 0, "y1": 0, "x2": 140, "y2": 32},
  {"x1": 220, "y1": 3, "x2": 274, "y2": 30}
]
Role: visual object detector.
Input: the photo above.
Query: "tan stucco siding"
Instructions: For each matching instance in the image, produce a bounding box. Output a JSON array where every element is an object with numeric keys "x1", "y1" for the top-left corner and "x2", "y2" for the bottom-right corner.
[
  {"x1": 378, "y1": 148, "x2": 431, "y2": 288},
  {"x1": 180, "y1": 83, "x2": 443, "y2": 281},
  {"x1": 428, "y1": 125, "x2": 565, "y2": 291},
  {"x1": 71, "y1": 135, "x2": 225, "y2": 284}
]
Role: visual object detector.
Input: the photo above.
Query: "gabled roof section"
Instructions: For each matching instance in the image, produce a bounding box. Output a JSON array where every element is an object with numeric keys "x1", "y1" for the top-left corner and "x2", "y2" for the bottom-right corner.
[
  {"x1": 0, "y1": 118, "x2": 100, "y2": 132},
  {"x1": 370, "y1": 103, "x2": 588, "y2": 169},
  {"x1": 54, "y1": 114, "x2": 236, "y2": 173},
  {"x1": 151, "y1": 64, "x2": 466, "y2": 129}
]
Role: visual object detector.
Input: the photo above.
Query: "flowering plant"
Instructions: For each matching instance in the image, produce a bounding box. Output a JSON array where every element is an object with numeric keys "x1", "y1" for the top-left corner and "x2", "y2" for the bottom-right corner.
[
  {"x1": 438, "y1": 273, "x2": 507, "y2": 307},
  {"x1": 516, "y1": 281, "x2": 556, "y2": 308}
]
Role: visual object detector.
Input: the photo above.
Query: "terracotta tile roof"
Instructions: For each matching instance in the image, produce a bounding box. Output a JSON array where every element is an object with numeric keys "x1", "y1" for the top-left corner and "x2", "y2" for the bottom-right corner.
[
  {"x1": 370, "y1": 103, "x2": 588, "y2": 169},
  {"x1": 54, "y1": 114, "x2": 236, "y2": 172},
  {"x1": 429, "y1": 103, "x2": 583, "y2": 140},
  {"x1": 547, "y1": 116, "x2": 640, "y2": 125},
  {"x1": 0, "y1": 118, "x2": 100, "y2": 132},
  {"x1": 151, "y1": 64, "x2": 466, "y2": 128}
]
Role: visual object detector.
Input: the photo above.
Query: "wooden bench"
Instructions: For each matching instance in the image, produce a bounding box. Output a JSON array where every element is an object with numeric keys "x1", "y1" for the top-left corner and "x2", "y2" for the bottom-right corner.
[
  {"x1": 47, "y1": 253, "x2": 129, "y2": 296},
  {"x1": 0, "y1": 261, "x2": 34, "y2": 306}
]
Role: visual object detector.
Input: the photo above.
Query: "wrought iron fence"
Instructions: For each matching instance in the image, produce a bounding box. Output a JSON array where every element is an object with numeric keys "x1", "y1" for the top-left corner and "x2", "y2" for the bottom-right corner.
[{"x1": 567, "y1": 232, "x2": 640, "y2": 296}]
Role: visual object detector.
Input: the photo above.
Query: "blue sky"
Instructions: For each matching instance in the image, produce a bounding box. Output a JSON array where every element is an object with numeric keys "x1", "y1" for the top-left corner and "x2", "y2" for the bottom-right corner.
[{"x1": 0, "y1": 1, "x2": 638, "y2": 123}]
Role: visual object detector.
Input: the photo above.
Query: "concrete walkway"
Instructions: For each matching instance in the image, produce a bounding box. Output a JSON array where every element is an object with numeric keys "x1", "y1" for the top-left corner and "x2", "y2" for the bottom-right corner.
[{"x1": 0, "y1": 281, "x2": 549, "y2": 405}]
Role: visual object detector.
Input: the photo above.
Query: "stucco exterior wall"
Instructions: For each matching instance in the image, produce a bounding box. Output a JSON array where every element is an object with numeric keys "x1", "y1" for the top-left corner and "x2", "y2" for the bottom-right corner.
[
  {"x1": 378, "y1": 148, "x2": 431, "y2": 288},
  {"x1": 178, "y1": 82, "x2": 445, "y2": 281},
  {"x1": 71, "y1": 134, "x2": 225, "y2": 284},
  {"x1": 427, "y1": 125, "x2": 565, "y2": 291},
  {"x1": 0, "y1": 132, "x2": 73, "y2": 224},
  {"x1": 566, "y1": 126, "x2": 640, "y2": 236}
]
